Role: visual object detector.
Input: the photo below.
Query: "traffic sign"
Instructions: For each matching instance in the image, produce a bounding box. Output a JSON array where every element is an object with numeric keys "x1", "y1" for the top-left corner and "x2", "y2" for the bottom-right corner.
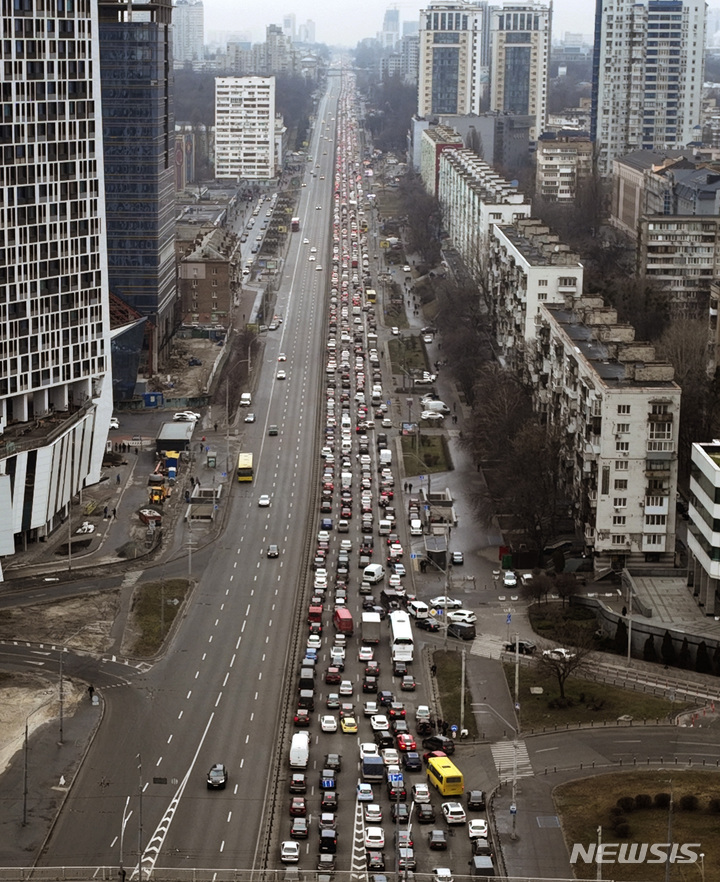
[
  {"x1": 450, "y1": 725, "x2": 458, "y2": 733},
  {"x1": 506, "y1": 613, "x2": 512, "y2": 624},
  {"x1": 389, "y1": 773, "x2": 403, "y2": 784},
  {"x1": 510, "y1": 804, "x2": 517, "y2": 814}
]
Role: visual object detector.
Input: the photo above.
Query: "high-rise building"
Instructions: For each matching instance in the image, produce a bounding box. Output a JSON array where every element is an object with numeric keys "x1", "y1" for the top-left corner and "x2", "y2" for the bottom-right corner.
[
  {"x1": 382, "y1": 7, "x2": 401, "y2": 49},
  {"x1": 0, "y1": 0, "x2": 113, "y2": 569},
  {"x1": 418, "y1": 1, "x2": 490, "y2": 117},
  {"x1": 591, "y1": 0, "x2": 706, "y2": 176},
  {"x1": 283, "y1": 13, "x2": 296, "y2": 41},
  {"x1": 489, "y1": 1, "x2": 550, "y2": 141},
  {"x1": 173, "y1": 0, "x2": 205, "y2": 69},
  {"x1": 215, "y1": 77, "x2": 276, "y2": 180},
  {"x1": 99, "y1": 0, "x2": 176, "y2": 372}
]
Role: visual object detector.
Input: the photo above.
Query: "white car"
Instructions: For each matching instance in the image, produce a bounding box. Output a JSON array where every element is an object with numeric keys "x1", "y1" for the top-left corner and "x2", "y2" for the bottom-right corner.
[
  {"x1": 258, "y1": 495, "x2": 271, "y2": 507},
  {"x1": 543, "y1": 647, "x2": 576, "y2": 661},
  {"x1": 307, "y1": 634, "x2": 322, "y2": 650},
  {"x1": 278, "y1": 353, "x2": 286, "y2": 361},
  {"x1": 391, "y1": 326, "x2": 399, "y2": 335},
  {"x1": 321, "y1": 715, "x2": 338, "y2": 733},
  {"x1": 310, "y1": 247, "x2": 317, "y2": 253},
  {"x1": 365, "y1": 827, "x2": 385, "y2": 849},
  {"x1": 381, "y1": 748, "x2": 399, "y2": 766},
  {"x1": 363, "y1": 700, "x2": 378, "y2": 717},
  {"x1": 173, "y1": 411, "x2": 200, "y2": 422},
  {"x1": 244, "y1": 413, "x2": 256, "y2": 423},
  {"x1": 109, "y1": 417, "x2": 119, "y2": 430},
  {"x1": 468, "y1": 819, "x2": 489, "y2": 839},
  {"x1": 503, "y1": 571, "x2": 518, "y2": 587},
  {"x1": 359, "y1": 742, "x2": 379, "y2": 760},
  {"x1": 403, "y1": 265, "x2": 412, "y2": 272},
  {"x1": 316, "y1": 265, "x2": 323, "y2": 271},
  {"x1": 303, "y1": 237, "x2": 310, "y2": 244},
  {"x1": 358, "y1": 647, "x2": 374, "y2": 662},
  {"x1": 388, "y1": 574, "x2": 402, "y2": 588},
  {"x1": 277, "y1": 370, "x2": 287, "y2": 380},
  {"x1": 364, "y1": 803, "x2": 383, "y2": 823},
  {"x1": 429, "y1": 596, "x2": 463, "y2": 610},
  {"x1": 421, "y1": 411, "x2": 444, "y2": 422},
  {"x1": 370, "y1": 714, "x2": 389, "y2": 731},
  {"x1": 309, "y1": 255, "x2": 316, "y2": 262},
  {"x1": 416, "y1": 705, "x2": 431, "y2": 723},
  {"x1": 330, "y1": 646, "x2": 345, "y2": 665},
  {"x1": 447, "y1": 610, "x2": 477, "y2": 625},
  {"x1": 280, "y1": 841, "x2": 300, "y2": 863},
  {"x1": 357, "y1": 783, "x2": 374, "y2": 802},
  {"x1": 433, "y1": 870, "x2": 453, "y2": 882},
  {"x1": 339, "y1": 679, "x2": 353, "y2": 695},
  {"x1": 411, "y1": 783, "x2": 431, "y2": 804},
  {"x1": 442, "y1": 802, "x2": 467, "y2": 825}
]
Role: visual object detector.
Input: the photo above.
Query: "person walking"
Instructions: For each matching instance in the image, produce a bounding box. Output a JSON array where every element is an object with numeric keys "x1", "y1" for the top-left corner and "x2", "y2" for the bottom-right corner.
[
  {"x1": 112, "y1": 508, "x2": 117, "y2": 519},
  {"x1": 116, "y1": 474, "x2": 121, "y2": 485}
]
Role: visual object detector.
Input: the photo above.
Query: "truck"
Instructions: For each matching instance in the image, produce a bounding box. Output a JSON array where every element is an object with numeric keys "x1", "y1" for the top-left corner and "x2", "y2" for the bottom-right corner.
[
  {"x1": 333, "y1": 608, "x2": 354, "y2": 635},
  {"x1": 361, "y1": 611, "x2": 382, "y2": 644},
  {"x1": 361, "y1": 755, "x2": 385, "y2": 782}
]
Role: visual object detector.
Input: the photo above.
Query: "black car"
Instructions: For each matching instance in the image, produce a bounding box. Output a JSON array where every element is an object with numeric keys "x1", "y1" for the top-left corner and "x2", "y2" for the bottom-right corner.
[
  {"x1": 290, "y1": 817, "x2": 309, "y2": 839},
  {"x1": 416, "y1": 618, "x2": 441, "y2": 633},
  {"x1": 363, "y1": 675, "x2": 379, "y2": 693},
  {"x1": 325, "y1": 753, "x2": 342, "y2": 771},
  {"x1": 207, "y1": 763, "x2": 228, "y2": 789},
  {"x1": 428, "y1": 829, "x2": 448, "y2": 850},
  {"x1": 416, "y1": 802, "x2": 435, "y2": 823},
  {"x1": 377, "y1": 690, "x2": 395, "y2": 707},
  {"x1": 402, "y1": 751, "x2": 422, "y2": 772},
  {"x1": 321, "y1": 790, "x2": 338, "y2": 811},
  {"x1": 366, "y1": 852, "x2": 385, "y2": 871},
  {"x1": 448, "y1": 622, "x2": 476, "y2": 641},
  {"x1": 267, "y1": 544, "x2": 279, "y2": 558},
  {"x1": 422, "y1": 735, "x2": 455, "y2": 755},
  {"x1": 503, "y1": 639, "x2": 536, "y2": 655},
  {"x1": 391, "y1": 802, "x2": 410, "y2": 823},
  {"x1": 393, "y1": 660, "x2": 408, "y2": 677},
  {"x1": 374, "y1": 731, "x2": 395, "y2": 749},
  {"x1": 467, "y1": 789, "x2": 486, "y2": 810}
]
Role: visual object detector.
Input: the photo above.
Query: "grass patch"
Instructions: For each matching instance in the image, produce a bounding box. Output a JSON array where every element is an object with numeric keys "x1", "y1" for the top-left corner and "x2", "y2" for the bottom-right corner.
[
  {"x1": 385, "y1": 301, "x2": 409, "y2": 329},
  {"x1": 129, "y1": 578, "x2": 190, "y2": 657},
  {"x1": 555, "y1": 770, "x2": 720, "y2": 880},
  {"x1": 388, "y1": 335, "x2": 428, "y2": 377},
  {"x1": 504, "y1": 662, "x2": 689, "y2": 731},
  {"x1": 529, "y1": 601, "x2": 598, "y2": 638},
  {"x1": 401, "y1": 434, "x2": 450, "y2": 475},
  {"x1": 432, "y1": 649, "x2": 479, "y2": 739}
]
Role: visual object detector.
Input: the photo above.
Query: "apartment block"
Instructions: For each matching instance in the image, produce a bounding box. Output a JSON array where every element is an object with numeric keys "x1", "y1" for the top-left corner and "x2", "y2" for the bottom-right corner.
[
  {"x1": 533, "y1": 299, "x2": 680, "y2": 570},
  {"x1": 173, "y1": 0, "x2": 204, "y2": 68},
  {"x1": 487, "y1": 218, "x2": 583, "y2": 370},
  {"x1": 489, "y1": 1, "x2": 550, "y2": 141},
  {"x1": 178, "y1": 228, "x2": 241, "y2": 328},
  {"x1": 535, "y1": 131, "x2": 594, "y2": 202},
  {"x1": 0, "y1": 0, "x2": 113, "y2": 570},
  {"x1": 215, "y1": 77, "x2": 276, "y2": 180},
  {"x1": 419, "y1": 126, "x2": 464, "y2": 196},
  {"x1": 688, "y1": 440, "x2": 720, "y2": 614},
  {"x1": 437, "y1": 149, "x2": 532, "y2": 281}
]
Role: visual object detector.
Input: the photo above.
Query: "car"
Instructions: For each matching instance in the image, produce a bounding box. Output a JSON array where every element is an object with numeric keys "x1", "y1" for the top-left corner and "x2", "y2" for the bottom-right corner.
[
  {"x1": 308, "y1": 255, "x2": 316, "y2": 261},
  {"x1": 402, "y1": 751, "x2": 422, "y2": 772},
  {"x1": 316, "y1": 205, "x2": 322, "y2": 210},
  {"x1": 403, "y1": 265, "x2": 412, "y2": 273},
  {"x1": 397, "y1": 733, "x2": 416, "y2": 751},
  {"x1": 109, "y1": 416, "x2": 119, "y2": 430},
  {"x1": 324, "y1": 753, "x2": 342, "y2": 772},
  {"x1": 290, "y1": 817, "x2": 308, "y2": 839},
  {"x1": 504, "y1": 640, "x2": 536, "y2": 655},
  {"x1": 371, "y1": 714, "x2": 389, "y2": 731},
  {"x1": 416, "y1": 618, "x2": 441, "y2": 632},
  {"x1": 428, "y1": 829, "x2": 448, "y2": 850},
  {"x1": 468, "y1": 819, "x2": 489, "y2": 839},
  {"x1": 398, "y1": 847, "x2": 416, "y2": 870},
  {"x1": 258, "y1": 494, "x2": 270, "y2": 507},
  {"x1": 442, "y1": 802, "x2": 467, "y2": 825},
  {"x1": 207, "y1": 763, "x2": 227, "y2": 789},
  {"x1": 365, "y1": 827, "x2": 385, "y2": 849},
  {"x1": 316, "y1": 265, "x2": 323, "y2": 271},
  {"x1": 433, "y1": 869, "x2": 454, "y2": 882},
  {"x1": 325, "y1": 667, "x2": 342, "y2": 685},
  {"x1": 303, "y1": 237, "x2": 310, "y2": 244},
  {"x1": 278, "y1": 352, "x2": 287, "y2": 361},
  {"x1": 277, "y1": 370, "x2": 286, "y2": 380},
  {"x1": 366, "y1": 851, "x2": 385, "y2": 871},
  {"x1": 307, "y1": 634, "x2": 322, "y2": 650},
  {"x1": 503, "y1": 571, "x2": 518, "y2": 587},
  {"x1": 319, "y1": 769, "x2": 336, "y2": 790},
  {"x1": 391, "y1": 803, "x2": 410, "y2": 823},
  {"x1": 395, "y1": 829, "x2": 414, "y2": 848},
  {"x1": 447, "y1": 609, "x2": 477, "y2": 624},
  {"x1": 321, "y1": 790, "x2": 338, "y2": 811},
  {"x1": 393, "y1": 660, "x2": 408, "y2": 678},
  {"x1": 339, "y1": 679, "x2": 353, "y2": 696},
  {"x1": 267, "y1": 544, "x2": 279, "y2": 558},
  {"x1": 293, "y1": 709, "x2": 311, "y2": 727},
  {"x1": 467, "y1": 789, "x2": 486, "y2": 810},
  {"x1": 360, "y1": 742, "x2": 379, "y2": 760},
  {"x1": 359, "y1": 646, "x2": 374, "y2": 662},
  {"x1": 361, "y1": 801, "x2": 382, "y2": 824},
  {"x1": 400, "y1": 675, "x2": 416, "y2": 691},
  {"x1": 381, "y1": 747, "x2": 400, "y2": 766},
  {"x1": 423, "y1": 735, "x2": 455, "y2": 755},
  {"x1": 543, "y1": 647, "x2": 576, "y2": 661},
  {"x1": 268, "y1": 425, "x2": 279, "y2": 436},
  {"x1": 451, "y1": 551, "x2": 464, "y2": 565},
  {"x1": 429, "y1": 596, "x2": 463, "y2": 609},
  {"x1": 388, "y1": 702, "x2": 406, "y2": 719},
  {"x1": 289, "y1": 773, "x2": 307, "y2": 793},
  {"x1": 421, "y1": 411, "x2": 444, "y2": 422},
  {"x1": 423, "y1": 334, "x2": 434, "y2": 344},
  {"x1": 244, "y1": 412, "x2": 256, "y2": 423},
  {"x1": 340, "y1": 715, "x2": 358, "y2": 733},
  {"x1": 280, "y1": 841, "x2": 300, "y2": 863},
  {"x1": 289, "y1": 796, "x2": 307, "y2": 816},
  {"x1": 364, "y1": 700, "x2": 379, "y2": 717},
  {"x1": 412, "y1": 783, "x2": 431, "y2": 803},
  {"x1": 357, "y1": 782, "x2": 374, "y2": 802},
  {"x1": 321, "y1": 715, "x2": 338, "y2": 733},
  {"x1": 377, "y1": 690, "x2": 394, "y2": 707},
  {"x1": 319, "y1": 812, "x2": 337, "y2": 830},
  {"x1": 173, "y1": 410, "x2": 201, "y2": 422}
]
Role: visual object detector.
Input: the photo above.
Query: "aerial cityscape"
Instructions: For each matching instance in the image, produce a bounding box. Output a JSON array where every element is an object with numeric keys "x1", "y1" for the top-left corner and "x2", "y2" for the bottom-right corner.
[{"x1": 1, "y1": 0, "x2": 720, "y2": 880}]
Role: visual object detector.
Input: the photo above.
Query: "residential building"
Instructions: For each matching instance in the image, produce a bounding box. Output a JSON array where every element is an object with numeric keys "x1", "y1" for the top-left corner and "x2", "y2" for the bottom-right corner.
[
  {"x1": 437, "y1": 149, "x2": 532, "y2": 280},
  {"x1": 487, "y1": 218, "x2": 583, "y2": 370},
  {"x1": 688, "y1": 440, "x2": 720, "y2": 614},
  {"x1": 297, "y1": 20, "x2": 316, "y2": 44},
  {"x1": 265, "y1": 24, "x2": 294, "y2": 75},
  {"x1": 282, "y1": 13, "x2": 296, "y2": 41},
  {"x1": 401, "y1": 35, "x2": 420, "y2": 86},
  {"x1": 0, "y1": 0, "x2": 113, "y2": 571},
  {"x1": 418, "y1": 0, "x2": 490, "y2": 117},
  {"x1": 533, "y1": 299, "x2": 680, "y2": 570},
  {"x1": 489, "y1": 0, "x2": 551, "y2": 141},
  {"x1": 178, "y1": 228, "x2": 241, "y2": 328},
  {"x1": 215, "y1": 77, "x2": 276, "y2": 180},
  {"x1": 382, "y1": 7, "x2": 401, "y2": 49},
  {"x1": 535, "y1": 131, "x2": 594, "y2": 201},
  {"x1": 173, "y1": 0, "x2": 204, "y2": 68},
  {"x1": 438, "y1": 112, "x2": 532, "y2": 171},
  {"x1": 419, "y1": 126, "x2": 464, "y2": 195},
  {"x1": 99, "y1": 0, "x2": 176, "y2": 373},
  {"x1": 591, "y1": 0, "x2": 706, "y2": 176}
]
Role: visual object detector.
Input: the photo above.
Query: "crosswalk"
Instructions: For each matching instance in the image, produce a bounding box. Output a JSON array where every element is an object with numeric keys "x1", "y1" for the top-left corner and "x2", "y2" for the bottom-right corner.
[
  {"x1": 468, "y1": 634, "x2": 508, "y2": 659},
  {"x1": 491, "y1": 739, "x2": 534, "y2": 782}
]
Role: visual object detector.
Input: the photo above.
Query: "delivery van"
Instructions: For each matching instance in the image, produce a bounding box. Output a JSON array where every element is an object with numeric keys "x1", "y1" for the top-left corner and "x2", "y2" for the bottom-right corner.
[
  {"x1": 289, "y1": 732, "x2": 310, "y2": 768},
  {"x1": 410, "y1": 519, "x2": 423, "y2": 536},
  {"x1": 378, "y1": 519, "x2": 392, "y2": 536},
  {"x1": 240, "y1": 393, "x2": 252, "y2": 407},
  {"x1": 363, "y1": 563, "x2": 385, "y2": 584},
  {"x1": 333, "y1": 607, "x2": 354, "y2": 635},
  {"x1": 379, "y1": 449, "x2": 392, "y2": 467},
  {"x1": 341, "y1": 471, "x2": 352, "y2": 489},
  {"x1": 407, "y1": 600, "x2": 429, "y2": 619}
]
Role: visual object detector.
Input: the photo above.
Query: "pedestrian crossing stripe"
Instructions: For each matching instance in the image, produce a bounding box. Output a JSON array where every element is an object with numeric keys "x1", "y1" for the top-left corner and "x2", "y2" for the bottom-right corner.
[{"x1": 491, "y1": 739, "x2": 534, "y2": 782}]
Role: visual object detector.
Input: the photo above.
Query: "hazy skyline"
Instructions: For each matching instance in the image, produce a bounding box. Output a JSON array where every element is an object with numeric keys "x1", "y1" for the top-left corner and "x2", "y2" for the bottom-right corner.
[{"x1": 203, "y1": 0, "x2": 596, "y2": 48}]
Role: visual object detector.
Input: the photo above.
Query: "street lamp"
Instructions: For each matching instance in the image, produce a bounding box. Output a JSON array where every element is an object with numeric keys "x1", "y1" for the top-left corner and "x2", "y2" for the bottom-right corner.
[{"x1": 23, "y1": 697, "x2": 56, "y2": 825}]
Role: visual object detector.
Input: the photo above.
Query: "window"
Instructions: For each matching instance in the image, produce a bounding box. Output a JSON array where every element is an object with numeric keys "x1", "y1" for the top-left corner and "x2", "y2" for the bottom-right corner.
[
  {"x1": 616, "y1": 441, "x2": 629, "y2": 452},
  {"x1": 611, "y1": 534, "x2": 627, "y2": 545},
  {"x1": 644, "y1": 533, "x2": 663, "y2": 545},
  {"x1": 616, "y1": 423, "x2": 629, "y2": 434},
  {"x1": 617, "y1": 404, "x2": 630, "y2": 414},
  {"x1": 615, "y1": 460, "x2": 629, "y2": 470},
  {"x1": 645, "y1": 514, "x2": 667, "y2": 526},
  {"x1": 649, "y1": 422, "x2": 672, "y2": 440},
  {"x1": 612, "y1": 515, "x2": 626, "y2": 525},
  {"x1": 651, "y1": 403, "x2": 668, "y2": 414},
  {"x1": 614, "y1": 479, "x2": 628, "y2": 490},
  {"x1": 646, "y1": 495, "x2": 664, "y2": 507},
  {"x1": 613, "y1": 497, "x2": 627, "y2": 508},
  {"x1": 538, "y1": 279, "x2": 547, "y2": 286}
]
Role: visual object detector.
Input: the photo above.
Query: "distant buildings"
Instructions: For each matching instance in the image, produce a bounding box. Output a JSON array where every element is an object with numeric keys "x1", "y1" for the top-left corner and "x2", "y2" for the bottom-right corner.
[
  {"x1": 173, "y1": 0, "x2": 205, "y2": 68},
  {"x1": 214, "y1": 77, "x2": 276, "y2": 180},
  {"x1": 535, "y1": 132, "x2": 594, "y2": 202}
]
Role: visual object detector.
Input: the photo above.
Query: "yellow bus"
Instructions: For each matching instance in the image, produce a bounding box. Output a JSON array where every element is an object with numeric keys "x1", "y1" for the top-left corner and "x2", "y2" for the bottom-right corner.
[
  {"x1": 365, "y1": 288, "x2": 377, "y2": 305},
  {"x1": 237, "y1": 452, "x2": 254, "y2": 482},
  {"x1": 427, "y1": 756, "x2": 464, "y2": 796}
]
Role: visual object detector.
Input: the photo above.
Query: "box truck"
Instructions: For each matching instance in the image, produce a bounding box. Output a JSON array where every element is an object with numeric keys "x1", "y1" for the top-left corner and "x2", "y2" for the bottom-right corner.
[{"x1": 361, "y1": 611, "x2": 382, "y2": 644}]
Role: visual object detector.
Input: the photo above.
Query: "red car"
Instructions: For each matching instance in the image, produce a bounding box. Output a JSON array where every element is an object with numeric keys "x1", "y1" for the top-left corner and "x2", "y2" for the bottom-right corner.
[
  {"x1": 290, "y1": 796, "x2": 307, "y2": 816},
  {"x1": 325, "y1": 667, "x2": 342, "y2": 685},
  {"x1": 396, "y1": 733, "x2": 416, "y2": 752},
  {"x1": 294, "y1": 709, "x2": 311, "y2": 727}
]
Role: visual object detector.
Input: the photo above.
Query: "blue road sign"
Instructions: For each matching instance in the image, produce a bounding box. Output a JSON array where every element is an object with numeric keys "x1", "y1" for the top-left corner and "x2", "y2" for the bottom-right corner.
[
  {"x1": 389, "y1": 773, "x2": 403, "y2": 784},
  {"x1": 410, "y1": 553, "x2": 416, "y2": 559},
  {"x1": 450, "y1": 725, "x2": 458, "y2": 733},
  {"x1": 506, "y1": 614, "x2": 512, "y2": 624}
]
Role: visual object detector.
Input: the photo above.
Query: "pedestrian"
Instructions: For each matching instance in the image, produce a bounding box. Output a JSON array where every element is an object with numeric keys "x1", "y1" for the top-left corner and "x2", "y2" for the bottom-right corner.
[
  {"x1": 198, "y1": 443, "x2": 202, "y2": 452},
  {"x1": 214, "y1": 422, "x2": 218, "y2": 433},
  {"x1": 112, "y1": 508, "x2": 117, "y2": 519},
  {"x1": 103, "y1": 506, "x2": 108, "y2": 519},
  {"x1": 409, "y1": 483, "x2": 413, "y2": 493},
  {"x1": 201, "y1": 436, "x2": 206, "y2": 443},
  {"x1": 116, "y1": 474, "x2": 121, "y2": 485},
  {"x1": 88, "y1": 685, "x2": 95, "y2": 700},
  {"x1": 135, "y1": 446, "x2": 138, "y2": 455},
  {"x1": 442, "y1": 721, "x2": 448, "y2": 735},
  {"x1": 114, "y1": 443, "x2": 118, "y2": 452},
  {"x1": 431, "y1": 664, "x2": 437, "y2": 677}
]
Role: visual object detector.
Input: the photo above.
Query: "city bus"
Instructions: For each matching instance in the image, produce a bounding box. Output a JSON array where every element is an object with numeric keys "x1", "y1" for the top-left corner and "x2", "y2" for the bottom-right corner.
[
  {"x1": 365, "y1": 288, "x2": 377, "y2": 305},
  {"x1": 291, "y1": 217, "x2": 300, "y2": 232},
  {"x1": 388, "y1": 610, "x2": 414, "y2": 663},
  {"x1": 237, "y1": 452, "x2": 254, "y2": 482},
  {"x1": 427, "y1": 756, "x2": 464, "y2": 796}
]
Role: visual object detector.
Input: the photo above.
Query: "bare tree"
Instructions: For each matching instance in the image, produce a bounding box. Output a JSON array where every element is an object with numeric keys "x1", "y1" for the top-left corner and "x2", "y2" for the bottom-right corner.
[
  {"x1": 537, "y1": 625, "x2": 596, "y2": 701},
  {"x1": 555, "y1": 572, "x2": 579, "y2": 607}
]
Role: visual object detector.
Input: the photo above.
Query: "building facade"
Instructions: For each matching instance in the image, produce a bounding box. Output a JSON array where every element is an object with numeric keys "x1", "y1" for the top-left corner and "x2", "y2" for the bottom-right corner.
[
  {"x1": 419, "y1": 126, "x2": 464, "y2": 195},
  {"x1": 178, "y1": 228, "x2": 241, "y2": 328},
  {"x1": 215, "y1": 77, "x2": 276, "y2": 180},
  {"x1": 688, "y1": 440, "x2": 720, "y2": 614},
  {"x1": 173, "y1": 0, "x2": 204, "y2": 68},
  {"x1": 535, "y1": 132, "x2": 594, "y2": 201},
  {"x1": 418, "y1": 0, "x2": 490, "y2": 117},
  {"x1": 489, "y1": 0, "x2": 550, "y2": 141},
  {"x1": 591, "y1": 0, "x2": 706, "y2": 176},
  {"x1": 0, "y1": 0, "x2": 114, "y2": 571},
  {"x1": 99, "y1": 0, "x2": 176, "y2": 372},
  {"x1": 533, "y1": 300, "x2": 681, "y2": 570}
]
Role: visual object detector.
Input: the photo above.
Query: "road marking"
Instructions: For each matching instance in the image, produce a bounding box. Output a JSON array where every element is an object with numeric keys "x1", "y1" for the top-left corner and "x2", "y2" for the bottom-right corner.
[{"x1": 491, "y1": 740, "x2": 534, "y2": 782}]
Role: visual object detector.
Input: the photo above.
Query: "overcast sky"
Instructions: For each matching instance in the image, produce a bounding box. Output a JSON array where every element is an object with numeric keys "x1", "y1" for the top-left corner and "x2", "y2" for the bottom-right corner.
[{"x1": 203, "y1": 0, "x2": 596, "y2": 48}]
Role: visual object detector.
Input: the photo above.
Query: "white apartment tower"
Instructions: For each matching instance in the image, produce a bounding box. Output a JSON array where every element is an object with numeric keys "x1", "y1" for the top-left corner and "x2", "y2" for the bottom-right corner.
[
  {"x1": 591, "y1": 0, "x2": 706, "y2": 176},
  {"x1": 489, "y1": 1, "x2": 550, "y2": 142},
  {"x1": 0, "y1": 0, "x2": 113, "y2": 572},
  {"x1": 215, "y1": 77, "x2": 276, "y2": 180},
  {"x1": 173, "y1": 0, "x2": 205, "y2": 68},
  {"x1": 418, "y1": 1, "x2": 490, "y2": 117}
]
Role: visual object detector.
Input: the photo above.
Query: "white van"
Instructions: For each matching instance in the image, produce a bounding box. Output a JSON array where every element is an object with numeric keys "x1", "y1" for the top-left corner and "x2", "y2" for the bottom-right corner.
[
  {"x1": 410, "y1": 519, "x2": 423, "y2": 536},
  {"x1": 407, "y1": 600, "x2": 429, "y2": 619},
  {"x1": 424, "y1": 400, "x2": 450, "y2": 415},
  {"x1": 240, "y1": 393, "x2": 252, "y2": 407},
  {"x1": 363, "y1": 564, "x2": 385, "y2": 585},
  {"x1": 379, "y1": 449, "x2": 392, "y2": 467},
  {"x1": 289, "y1": 732, "x2": 310, "y2": 768},
  {"x1": 341, "y1": 471, "x2": 353, "y2": 489},
  {"x1": 378, "y1": 519, "x2": 392, "y2": 536}
]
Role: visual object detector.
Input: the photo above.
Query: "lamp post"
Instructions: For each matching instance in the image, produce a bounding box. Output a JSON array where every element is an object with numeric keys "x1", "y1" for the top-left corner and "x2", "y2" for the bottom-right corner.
[{"x1": 23, "y1": 698, "x2": 55, "y2": 825}]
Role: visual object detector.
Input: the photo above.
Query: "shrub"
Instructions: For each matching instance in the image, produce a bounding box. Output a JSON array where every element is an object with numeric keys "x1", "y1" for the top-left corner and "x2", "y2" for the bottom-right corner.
[
  {"x1": 679, "y1": 794, "x2": 699, "y2": 811},
  {"x1": 709, "y1": 797, "x2": 720, "y2": 813},
  {"x1": 616, "y1": 796, "x2": 635, "y2": 813},
  {"x1": 614, "y1": 822, "x2": 631, "y2": 839},
  {"x1": 654, "y1": 792, "x2": 671, "y2": 809},
  {"x1": 609, "y1": 806, "x2": 624, "y2": 818},
  {"x1": 634, "y1": 794, "x2": 652, "y2": 810}
]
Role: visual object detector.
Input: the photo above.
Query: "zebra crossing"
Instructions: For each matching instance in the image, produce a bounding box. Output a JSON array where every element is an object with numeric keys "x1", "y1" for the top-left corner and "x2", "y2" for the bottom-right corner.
[
  {"x1": 468, "y1": 633, "x2": 508, "y2": 659},
  {"x1": 491, "y1": 739, "x2": 534, "y2": 782}
]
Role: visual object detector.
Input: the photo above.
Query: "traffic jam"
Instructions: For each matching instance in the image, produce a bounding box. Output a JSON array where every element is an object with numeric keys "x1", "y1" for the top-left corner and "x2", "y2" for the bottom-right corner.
[{"x1": 278, "y1": 77, "x2": 493, "y2": 879}]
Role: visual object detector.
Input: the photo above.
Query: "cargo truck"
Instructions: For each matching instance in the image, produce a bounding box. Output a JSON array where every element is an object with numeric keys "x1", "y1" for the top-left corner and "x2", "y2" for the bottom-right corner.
[{"x1": 361, "y1": 611, "x2": 382, "y2": 644}]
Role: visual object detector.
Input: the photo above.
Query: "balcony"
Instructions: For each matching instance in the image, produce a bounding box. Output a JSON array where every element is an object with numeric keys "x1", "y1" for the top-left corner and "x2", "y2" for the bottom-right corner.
[{"x1": 647, "y1": 440, "x2": 674, "y2": 453}]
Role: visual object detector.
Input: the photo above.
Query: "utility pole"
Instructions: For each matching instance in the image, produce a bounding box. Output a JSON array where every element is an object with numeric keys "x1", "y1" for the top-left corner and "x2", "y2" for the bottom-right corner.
[{"x1": 58, "y1": 650, "x2": 64, "y2": 745}]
